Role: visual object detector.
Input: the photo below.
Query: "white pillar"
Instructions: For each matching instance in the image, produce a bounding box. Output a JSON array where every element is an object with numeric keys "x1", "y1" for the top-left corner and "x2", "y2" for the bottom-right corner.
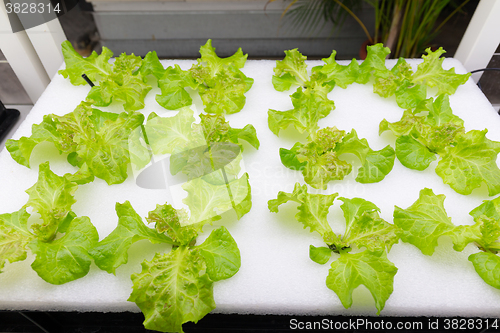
[
  {"x1": 0, "y1": 3, "x2": 50, "y2": 103},
  {"x1": 455, "y1": 0, "x2": 500, "y2": 82}
]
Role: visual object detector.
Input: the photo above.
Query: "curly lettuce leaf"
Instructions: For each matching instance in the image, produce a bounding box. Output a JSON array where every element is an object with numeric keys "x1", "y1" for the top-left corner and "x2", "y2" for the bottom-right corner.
[
  {"x1": 326, "y1": 251, "x2": 397, "y2": 315},
  {"x1": 196, "y1": 226, "x2": 241, "y2": 281},
  {"x1": 58, "y1": 40, "x2": 113, "y2": 85},
  {"x1": 393, "y1": 188, "x2": 456, "y2": 255},
  {"x1": 268, "y1": 183, "x2": 339, "y2": 244},
  {"x1": 25, "y1": 162, "x2": 78, "y2": 242},
  {"x1": 129, "y1": 247, "x2": 215, "y2": 333},
  {"x1": 357, "y1": 43, "x2": 391, "y2": 84},
  {"x1": 90, "y1": 201, "x2": 174, "y2": 274},
  {"x1": 6, "y1": 102, "x2": 148, "y2": 185},
  {"x1": 140, "y1": 50, "x2": 166, "y2": 80},
  {"x1": 281, "y1": 128, "x2": 394, "y2": 189},
  {"x1": 0, "y1": 208, "x2": 33, "y2": 273},
  {"x1": 29, "y1": 216, "x2": 98, "y2": 285},
  {"x1": 183, "y1": 173, "x2": 252, "y2": 227},
  {"x1": 268, "y1": 86, "x2": 334, "y2": 139},
  {"x1": 156, "y1": 65, "x2": 197, "y2": 110},
  {"x1": 146, "y1": 203, "x2": 196, "y2": 246},
  {"x1": 339, "y1": 197, "x2": 399, "y2": 252},
  {"x1": 190, "y1": 39, "x2": 253, "y2": 114},
  {"x1": 272, "y1": 48, "x2": 309, "y2": 91},
  {"x1": 411, "y1": 47, "x2": 471, "y2": 95},
  {"x1": 311, "y1": 51, "x2": 360, "y2": 89},
  {"x1": 436, "y1": 129, "x2": 500, "y2": 196}
]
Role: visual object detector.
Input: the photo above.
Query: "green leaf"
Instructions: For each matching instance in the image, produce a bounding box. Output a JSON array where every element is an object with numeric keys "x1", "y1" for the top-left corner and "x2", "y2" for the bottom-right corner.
[
  {"x1": 58, "y1": 41, "x2": 113, "y2": 85},
  {"x1": 312, "y1": 51, "x2": 359, "y2": 89},
  {"x1": 339, "y1": 197, "x2": 399, "y2": 252},
  {"x1": 436, "y1": 129, "x2": 500, "y2": 196},
  {"x1": 272, "y1": 49, "x2": 309, "y2": 91},
  {"x1": 25, "y1": 162, "x2": 78, "y2": 242},
  {"x1": 411, "y1": 47, "x2": 471, "y2": 95},
  {"x1": 0, "y1": 208, "x2": 33, "y2": 273},
  {"x1": 6, "y1": 115, "x2": 60, "y2": 168},
  {"x1": 100, "y1": 74, "x2": 152, "y2": 112},
  {"x1": 182, "y1": 173, "x2": 252, "y2": 227},
  {"x1": 280, "y1": 144, "x2": 306, "y2": 171},
  {"x1": 190, "y1": 40, "x2": 253, "y2": 114},
  {"x1": 395, "y1": 135, "x2": 436, "y2": 171},
  {"x1": 268, "y1": 183, "x2": 339, "y2": 244},
  {"x1": 326, "y1": 251, "x2": 397, "y2": 314},
  {"x1": 156, "y1": 65, "x2": 195, "y2": 110},
  {"x1": 268, "y1": 87, "x2": 334, "y2": 138},
  {"x1": 129, "y1": 247, "x2": 215, "y2": 333},
  {"x1": 393, "y1": 188, "x2": 455, "y2": 255},
  {"x1": 469, "y1": 252, "x2": 500, "y2": 289},
  {"x1": 140, "y1": 50, "x2": 166, "y2": 80},
  {"x1": 357, "y1": 43, "x2": 391, "y2": 84},
  {"x1": 90, "y1": 201, "x2": 174, "y2": 274},
  {"x1": 309, "y1": 245, "x2": 331, "y2": 265},
  {"x1": 355, "y1": 145, "x2": 395, "y2": 183},
  {"x1": 196, "y1": 226, "x2": 241, "y2": 281},
  {"x1": 145, "y1": 108, "x2": 205, "y2": 155},
  {"x1": 146, "y1": 203, "x2": 196, "y2": 246},
  {"x1": 29, "y1": 216, "x2": 98, "y2": 285}
]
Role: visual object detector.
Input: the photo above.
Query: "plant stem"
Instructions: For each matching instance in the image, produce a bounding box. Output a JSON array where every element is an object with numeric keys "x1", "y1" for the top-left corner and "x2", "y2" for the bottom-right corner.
[{"x1": 333, "y1": 0, "x2": 373, "y2": 43}]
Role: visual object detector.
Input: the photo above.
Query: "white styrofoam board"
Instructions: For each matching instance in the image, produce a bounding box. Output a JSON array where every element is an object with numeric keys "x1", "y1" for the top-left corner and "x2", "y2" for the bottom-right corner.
[{"x1": 0, "y1": 58, "x2": 500, "y2": 318}]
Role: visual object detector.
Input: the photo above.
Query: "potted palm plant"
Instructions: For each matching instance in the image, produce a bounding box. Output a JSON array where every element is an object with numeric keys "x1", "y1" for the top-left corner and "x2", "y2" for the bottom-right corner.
[{"x1": 273, "y1": 0, "x2": 472, "y2": 58}]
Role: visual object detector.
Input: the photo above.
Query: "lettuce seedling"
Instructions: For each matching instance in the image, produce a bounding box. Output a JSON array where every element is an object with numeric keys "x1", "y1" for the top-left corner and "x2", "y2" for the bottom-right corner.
[
  {"x1": 394, "y1": 188, "x2": 500, "y2": 290},
  {"x1": 59, "y1": 41, "x2": 154, "y2": 112},
  {"x1": 280, "y1": 127, "x2": 395, "y2": 189},
  {"x1": 6, "y1": 101, "x2": 149, "y2": 185},
  {"x1": 91, "y1": 199, "x2": 242, "y2": 333},
  {"x1": 269, "y1": 183, "x2": 399, "y2": 314},
  {"x1": 0, "y1": 162, "x2": 98, "y2": 284},
  {"x1": 189, "y1": 40, "x2": 254, "y2": 114},
  {"x1": 380, "y1": 95, "x2": 500, "y2": 196}
]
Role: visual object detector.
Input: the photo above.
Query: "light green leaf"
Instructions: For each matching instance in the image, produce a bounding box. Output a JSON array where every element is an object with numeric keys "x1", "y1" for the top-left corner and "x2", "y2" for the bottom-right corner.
[
  {"x1": 196, "y1": 226, "x2": 241, "y2": 281},
  {"x1": 272, "y1": 49, "x2": 309, "y2": 91},
  {"x1": 0, "y1": 208, "x2": 33, "y2": 273},
  {"x1": 268, "y1": 183, "x2": 339, "y2": 244},
  {"x1": 411, "y1": 47, "x2": 471, "y2": 95},
  {"x1": 326, "y1": 251, "x2": 397, "y2": 314},
  {"x1": 25, "y1": 162, "x2": 78, "y2": 242},
  {"x1": 190, "y1": 39, "x2": 253, "y2": 114},
  {"x1": 393, "y1": 188, "x2": 455, "y2": 255},
  {"x1": 355, "y1": 145, "x2": 395, "y2": 183},
  {"x1": 309, "y1": 245, "x2": 332, "y2": 265},
  {"x1": 183, "y1": 173, "x2": 252, "y2": 227},
  {"x1": 312, "y1": 51, "x2": 359, "y2": 89},
  {"x1": 395, "y1": 135, "x2": 436, "y2": 171},
  {"x1": 268, "y1": 87, "x2": 334, "y2": 138},
  {"x1": 469, "y1": 252, "x2": 500, "y2": 290},
  {"x1": 129, "y1": 247, "x2": 215, "y2": 333},
  {"x1": 29, "y1": 216, "x2": 98, "y2": 285},
  {"x1": 58, "y1": 41, "x2": 113, "y2": 85},
  {"x1": 145, "y1": 108, "x2": 205, "y2": 155},
  {"x1": 436, "y1": 129, "x2": 500, "y2": 196},
  {"x1": 90, "y1": 201, "x2": 174, "y2": 274},
  {"x1": 140, "y1": 50, "x2": 166, "y2": 80},
  {"x1": 339, "y1": 197, "x2": 398, "y2": 252},
  {"x1": 357, "y1": 43, "x2": 391, "y2": 84},
  {"x1": 156, "y1": 65, "x2": 195, "y2": 110},
  {"x1": 146, "y1": 203, "x2": 196, "y2": 246}
]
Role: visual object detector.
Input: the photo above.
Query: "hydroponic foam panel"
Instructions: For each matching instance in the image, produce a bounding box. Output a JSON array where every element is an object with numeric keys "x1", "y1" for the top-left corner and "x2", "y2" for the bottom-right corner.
[{"x1": 0, "y1": 59, "x2": 499, "y2": 317}]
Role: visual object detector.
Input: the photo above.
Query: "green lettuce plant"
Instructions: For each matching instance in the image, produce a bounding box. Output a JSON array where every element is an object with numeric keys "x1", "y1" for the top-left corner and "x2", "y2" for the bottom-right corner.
[
  {"x1": 269, "y1": 183, "x2": 400, "y2": 314},
  {"x1": 0, "y1": 162, "x2": 98, "y2": 284},
  {"x1": 280, "y1": 127, "x2": 395, "y2": 189},
  {"x1": 394, "y1": 188, "x2": 500, "y2": 290},
  {"x1": 6, "y1": 101, "x2": 149, "y2": 185}
]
